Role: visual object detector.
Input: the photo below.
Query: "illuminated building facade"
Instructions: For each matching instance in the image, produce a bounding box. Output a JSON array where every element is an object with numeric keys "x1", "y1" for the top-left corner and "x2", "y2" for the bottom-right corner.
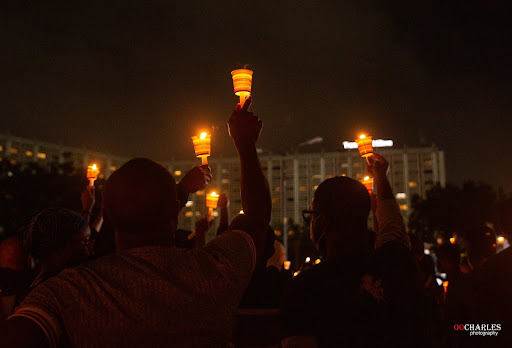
[{"x1": 0, "y1": 133, "x2": 445, "y2": 238}]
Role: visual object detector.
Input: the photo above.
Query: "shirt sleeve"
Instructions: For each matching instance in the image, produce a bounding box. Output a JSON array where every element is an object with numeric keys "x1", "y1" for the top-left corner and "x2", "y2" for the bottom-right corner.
[
  {"x1": 8, "y1": 280, "x2": 64, "y2": 348},
  {"x1": 375, "y1": 198, "x2": 410, "y2": 250},
  {"x1": 201, "y1": 229, "x2": 256, "y2": 284}
]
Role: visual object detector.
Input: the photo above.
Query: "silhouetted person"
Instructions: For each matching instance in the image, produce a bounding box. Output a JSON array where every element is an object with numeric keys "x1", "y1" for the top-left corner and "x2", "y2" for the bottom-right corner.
[
  {"x1": 280, "y1": 154, "x2": 424, "y2": 347},
  {"x1": 1, "y1": 98, "x2": 271, "y2": 347}
]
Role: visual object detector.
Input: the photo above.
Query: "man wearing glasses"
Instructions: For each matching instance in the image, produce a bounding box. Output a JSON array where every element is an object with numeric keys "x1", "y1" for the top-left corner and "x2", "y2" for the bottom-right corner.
[{"x1": 280, "y1": 154, "x2": 424, "y2": 347}]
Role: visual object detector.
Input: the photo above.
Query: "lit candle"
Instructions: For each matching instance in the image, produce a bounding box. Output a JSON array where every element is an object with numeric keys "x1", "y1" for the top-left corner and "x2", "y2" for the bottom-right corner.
[
  {"x1": 305, "y1": 257, "x2": 311, "y2": 263},
  {"x1": 206, "y1": 191, "x2": 220, "y2": 219},
  {"x1": 284, "y1": 261, "x2": 291, "y2": 270},
  {"x1": 192, "y1": 131, "x2": 211, "y2": 165},
  {"x1": 449, "y1": 237, "x2": 456, "y2": 244},
  {"x1": 361, "y1": 175, "x2": 374, "y2": 195},
  {"x1": 355, "y1": 134, "x2": 373, "y2": 158},
  {"x1": 231, "y1": 69, "x2": 253, "y2": 106},
  {"x1": 87, "y1": 164, "x2": 100, "y2": 187},
  {"x1": 442, "y1": 281, "x2": 449, "y2": 294},
  {"x1": 497, "y1": 236, "x2": 505, "y2": 244},
  {"x1": 314, "y1": 258, "x2": 321, "y2": 264}
]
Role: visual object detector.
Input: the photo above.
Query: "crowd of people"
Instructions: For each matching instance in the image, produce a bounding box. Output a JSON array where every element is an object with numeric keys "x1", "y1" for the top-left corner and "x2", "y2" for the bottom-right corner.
[{"x1": 0, "y1": 98, "x2": 511, "y2": 347}]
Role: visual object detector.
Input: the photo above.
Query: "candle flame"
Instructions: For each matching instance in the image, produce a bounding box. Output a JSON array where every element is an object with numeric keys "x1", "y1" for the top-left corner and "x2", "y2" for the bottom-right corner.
[
  {"x1": 359, "y1": 134, "x2": 366, "y2": 139},
  {"x1": 315, "y1": 259, "x2": 321, "y2": 264},
  {"x1": 498, "y1": 236, "x2": 505, "y2": 244},
  {"x1": 92, "y1": 164, "x2": 97, "y2": 170},
  {"x1": 443, "y1": 281, "x2": 449, "y2": 293},
  {"x1": 210, "y1": 191, "x2": 218, "y2": 197},
  {"x1": 449, "y1": 237, "x2": 456, "y2": 244},
  {"x1": 305, "y1": 257, "x2": 311, "y2": 263},
  {"x1": 200, "y1": 132, "x2": 208, "y2": 140},
  {"x1": 364, "y1": 176, "x2": 370, "y2": 181}
]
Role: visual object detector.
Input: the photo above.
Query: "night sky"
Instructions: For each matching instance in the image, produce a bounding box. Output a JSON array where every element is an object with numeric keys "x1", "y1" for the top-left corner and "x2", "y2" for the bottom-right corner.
[{"x1": 2, "y1": 1, "x2": 511, "y2": 191}]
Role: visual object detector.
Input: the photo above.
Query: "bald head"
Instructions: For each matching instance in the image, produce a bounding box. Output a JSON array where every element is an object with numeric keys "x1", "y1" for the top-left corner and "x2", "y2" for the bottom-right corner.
[
  {"x1": 313, "y1": 176, "x2": 371, "y2": 224},
  {"x1": 103, "y1": 158, "x2": 179, "y2": 235}
]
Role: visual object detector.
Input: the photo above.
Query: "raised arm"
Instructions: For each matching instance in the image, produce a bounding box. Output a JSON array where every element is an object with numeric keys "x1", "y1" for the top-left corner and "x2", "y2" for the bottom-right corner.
[
  {"x1": 367, "y1": 153, "x2": 410, "y2": 249},
  {"x1": 176, "y1": 165, "x2": 212, "y2": 211},
  {"x1": 228, "y1": 98, "x2": 272, "y2": 258}
]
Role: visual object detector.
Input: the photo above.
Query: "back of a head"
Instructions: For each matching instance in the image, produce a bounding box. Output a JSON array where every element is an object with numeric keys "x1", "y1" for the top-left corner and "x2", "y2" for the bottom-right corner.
[
  {"x1": 436, "y1": 243, "x2": 460, "y2": 272},
  {"x1": 103, "y1": 158, "x2": 178, "y2": 234},
  {"x1": 23, "y1": 208, "x2": 85, "y2": 263},
  {"x1": 464, "y1": 225, "x2": 496, "y2": 268},
  {"x1": 314, "y1": 176, "x2": 371, "y2": 227}
]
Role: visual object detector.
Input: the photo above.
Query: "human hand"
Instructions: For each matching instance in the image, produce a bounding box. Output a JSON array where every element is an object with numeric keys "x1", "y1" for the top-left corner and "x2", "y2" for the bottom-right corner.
[
  {"x1": 81, "y1": 186, "x2": 95, "y2": 213},
  {"x1": 228, "y1": 97, "x2": 262, "y2": 147},
  {"x1": 367, "y1": 153, "x2": 389, "y2": 179},
  {"x1": 195, "y1": 217, "x2": 213, "y2": 236},
  {"x1": 217, "y1": 193, "x2": 229, "y2": 209},
  {"x1": 179, "y1": 165, "x2": 212, "y2": 193}
]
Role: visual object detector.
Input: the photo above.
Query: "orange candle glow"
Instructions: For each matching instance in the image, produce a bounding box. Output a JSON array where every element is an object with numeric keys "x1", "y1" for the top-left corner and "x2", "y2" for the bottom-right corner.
[
  {"x1": 449, "y1": 237, "x2": 456, "y2": 244},
  {"x1": 87, "y1": 164, "x2": 100, "y2": 187},
  {"x1": 442, "y1": 281, "x2": 449, "y2": 294},
  {"x1": 206, "y1": 191, "x2": 220, "y2": 218},
  {"x1": 355, "y1": 134, "x2": 373, "y2": 158},
  {"x1": 361, "y1": 176, "x2": 374, "y2": 195},
  {"x1": 231, "y1": 69, "x2": 253, "y2": 106},
  {"x1": 284, "y1": 261, "x2": 291, "y2": 270},
  {"x1": 497, "y1": 236, "x2": 505, "y2": 244},
  {"x1": 192, "y1": 131, "x2": 211, "y2": 165}
]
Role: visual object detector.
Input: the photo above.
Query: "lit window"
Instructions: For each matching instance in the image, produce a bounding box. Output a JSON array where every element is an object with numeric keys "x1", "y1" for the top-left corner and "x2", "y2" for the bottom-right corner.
[
  {"x1": 0, "y1": 145, "x2": 3, "y2": 151},
  {"x1": 25, "y1": 150, "x2": 33, "y2": 157},
  {"x1": 212, "y1": 211, "x2": 219, "y2": 217},
  {"x1": 313, "y1": 185, "x2": 318, "y2": 190},
  {"x1": 396, "y1": 193, "x2": 406, "y2": 199},
  {"x1": 174, "y1": 170, "x2": 182, "y2": 176},
  {"x1": 272, "y1": 198, "x2": 280, "y2": 203},
  {"x1": 221, "y1": 178, "x2": 229, "y2": 184},
  {"x1": 312, "y1": 174, "x2": 321, "y2": 179},
  {"x1": 341, "y1": 173, "x2": 346, "y2": 176},
  {"x1": 0, "y1": 157, "x2": 2, "y2": 162},
  {"x1": 37, "y1": 153, "x2": 47, "y2": 159},
  {"x1": 10, "y1": 159, "x2": 17, "y2": 165},
  {"x1": 10, "y1": 148, "x2": 18, "y2": 154},
  {"x1": 185, "y1": 201, "x2": 194, "y2": 208},
  {"x1": 400, "y1": 204, "x2": 408, "y2": 211},
  {"x1": 409, "y1": 181, "x2": 417, "y2": 187},
  {"x1": 195, "y1": 211, "x2": 201, "y2": 216},
  {"x1": 326, "y1": 175, "x2": 334, "y2": 179},
  {"x1": 195, "y1": 190, "x2": 205, "y2": 196},
  {"x1": 185, "y1": 211, "x2": 193, "y2": 217},
  {"x1": 110, "y1": 166, "x2": 117, "y2": 172},
  {"x1": 299, "y1": 186, "x2": 307, "y2": 192},
  {"x1": 274, "y1": 230, "x2": 282, "y2": 237}
]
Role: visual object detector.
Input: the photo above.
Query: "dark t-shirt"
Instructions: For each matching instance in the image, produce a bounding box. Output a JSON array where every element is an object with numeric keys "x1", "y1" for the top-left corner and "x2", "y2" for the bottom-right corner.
[{"x1": 280, "y1": 242, "x2": 427, "y2": 347}]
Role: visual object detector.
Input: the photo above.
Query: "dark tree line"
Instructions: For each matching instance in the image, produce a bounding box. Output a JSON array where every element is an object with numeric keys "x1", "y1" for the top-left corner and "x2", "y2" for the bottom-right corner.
[{"x1": 408, "y1": 181, "x2": 511, "y2": 243}]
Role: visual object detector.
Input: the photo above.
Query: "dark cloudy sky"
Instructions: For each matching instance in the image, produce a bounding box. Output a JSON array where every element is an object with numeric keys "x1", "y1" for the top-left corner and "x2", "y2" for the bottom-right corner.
[{"x1": 2, "y1": 1, "x2": 511, "y2": 191}]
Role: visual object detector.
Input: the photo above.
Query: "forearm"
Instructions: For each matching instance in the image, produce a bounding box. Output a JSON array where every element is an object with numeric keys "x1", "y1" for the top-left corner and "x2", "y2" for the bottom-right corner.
[
  {"x1": 237, "y1": 144, "x2": 271, "y2": 224},
  {"x1": 374, "y1": 176, "x2": 409, "y2": 249},
  {"x1": 217, "y1": 208, "x2": 229, "y2": 235}
]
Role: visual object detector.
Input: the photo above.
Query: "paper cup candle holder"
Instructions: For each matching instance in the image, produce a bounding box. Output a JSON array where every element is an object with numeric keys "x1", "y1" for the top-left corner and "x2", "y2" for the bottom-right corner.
[
  {"x1": 87, "y1": 164, "x2": 100, "y2": 187},
  {"x1": 206, "y1": 191, "x2": 220, "y2": 219},
  {"x1": 231, "y1": 69, "x2": 253, "y2": 106},
  {"x1": 192, "y1": 131, "x2": 211, "y2": 165},
  {"x1": 356, "y1": 134, "x2": 373, "y2": 158}
]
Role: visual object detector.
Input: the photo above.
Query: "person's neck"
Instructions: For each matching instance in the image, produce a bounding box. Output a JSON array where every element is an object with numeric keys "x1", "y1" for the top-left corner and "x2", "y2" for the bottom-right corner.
[{"x1": 115, "y1": 228, "x2": 175, "y2": 251}]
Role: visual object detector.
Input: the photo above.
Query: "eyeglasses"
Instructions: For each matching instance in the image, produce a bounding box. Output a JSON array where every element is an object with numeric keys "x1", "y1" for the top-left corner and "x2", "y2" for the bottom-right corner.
[{"x1": 302, "y1": 210, "x2": 320, "y2": 223}]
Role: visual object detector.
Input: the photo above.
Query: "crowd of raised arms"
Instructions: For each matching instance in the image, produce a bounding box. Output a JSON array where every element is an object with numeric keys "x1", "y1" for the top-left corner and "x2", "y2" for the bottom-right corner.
[{"x1": 0, "y1": 98, "x2": 511, "y2": 347}]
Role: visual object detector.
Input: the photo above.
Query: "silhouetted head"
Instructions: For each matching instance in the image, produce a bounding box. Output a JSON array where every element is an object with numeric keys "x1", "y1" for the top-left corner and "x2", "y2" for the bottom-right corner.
[
  {"x1": 310, "y1": 176, "x2": 371, "y2": 256},
  {"x1": 23, "y1": 208, "x2": 92, "y2": 268},
  {"x1": 464, "y1": 224, "x2": 496, "y2": 270},
  {"x1": 436, "y1": 243, "x2": 460, "y2": 275},
  {"x1": 103, "y1": 158, "x2": 179, "y2": 238}
]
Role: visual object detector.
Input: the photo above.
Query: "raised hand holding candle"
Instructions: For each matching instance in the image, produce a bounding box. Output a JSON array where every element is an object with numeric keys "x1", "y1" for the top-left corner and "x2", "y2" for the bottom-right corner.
[
  {"x1": 356, "y1": 134, "x2": 373, "y2": 158},
  {"x1": 231, "y1": 69, "x2": 253, "y2": 107},
  {"x1": 192, "y1": 131, "x2": 211, "y2": 165},
  {"x1": 87, "y1": 164, "x2": 100, "y2": 187}
]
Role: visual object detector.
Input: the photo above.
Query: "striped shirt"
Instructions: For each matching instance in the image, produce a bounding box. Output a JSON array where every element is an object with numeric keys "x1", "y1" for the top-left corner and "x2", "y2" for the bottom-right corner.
[{"x1": 10, "y1": 230, "x2": 256, "y2": 347}]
